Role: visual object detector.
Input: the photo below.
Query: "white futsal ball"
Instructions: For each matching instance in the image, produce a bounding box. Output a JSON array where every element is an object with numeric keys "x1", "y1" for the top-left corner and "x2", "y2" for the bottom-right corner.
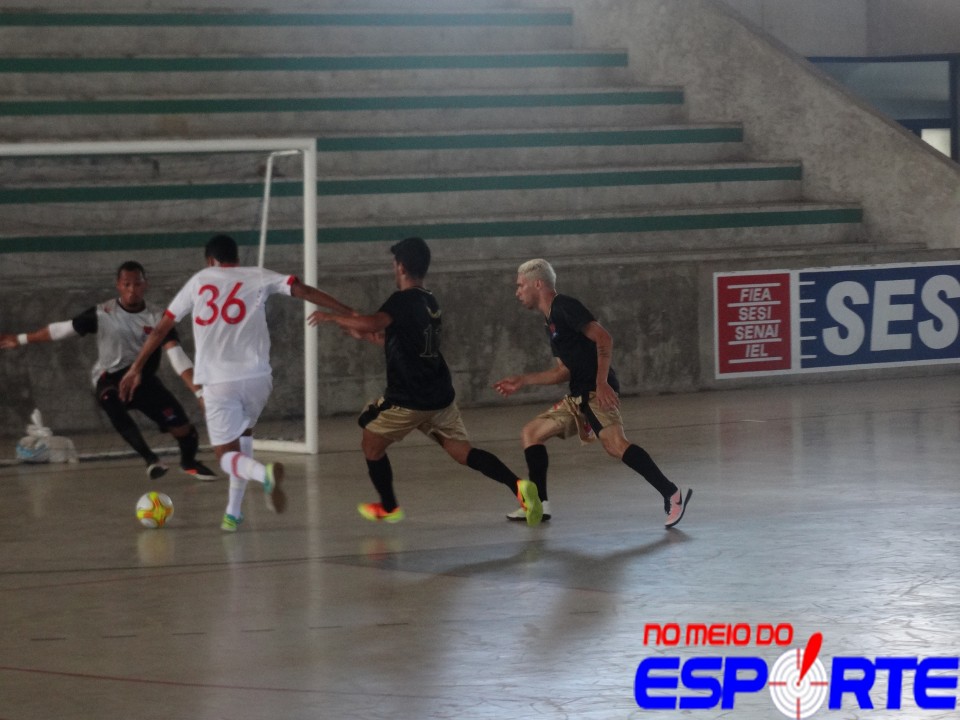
[{"x1": 136, "y1": 491, "x2": 174, "y2": 528}]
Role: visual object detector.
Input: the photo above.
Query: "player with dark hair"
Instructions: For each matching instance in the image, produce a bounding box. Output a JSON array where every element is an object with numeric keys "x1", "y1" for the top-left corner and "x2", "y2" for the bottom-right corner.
[
  {"x1": 0, "y1": 261, "x2": 216, "y2": 480},
  {"x1": 308, "y1": 236, "x2": 543, "y2": 525},
  {"x1": 493, "y1": 258, "x2": 691, "y2": 529},
  {"x1": 120, "y1": 234, "x2": 356, "y2": 531}
]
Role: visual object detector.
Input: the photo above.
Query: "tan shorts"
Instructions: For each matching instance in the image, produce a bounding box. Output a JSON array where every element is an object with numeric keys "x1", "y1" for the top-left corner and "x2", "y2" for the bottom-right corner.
[
  {"x1": 359, "y1": 397, "x2": 469, "y2": 444},
  {"x1": 537, "y1": 393, "x2": 623, "y2": 444}
]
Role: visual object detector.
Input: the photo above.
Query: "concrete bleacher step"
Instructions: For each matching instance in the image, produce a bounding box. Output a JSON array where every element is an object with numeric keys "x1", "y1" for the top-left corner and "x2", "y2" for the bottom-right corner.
[
  {"x1": 315, "y1": 125, "x2": 750, "y2": 173},
  {"x1": 0, "y1": 51, "x2": 631, "y2": 95},
  {"x1": 0, "y1": 162, "x2": 805, "y2": 229},
  {"x1": 492, "y1": 241, "x2": 928, "y2": 267},
  {"x1": 0, "y1": 125, "x2": 748, "y2": 183},
  {"x1": 0, "y1": 87, "x2": 687, "y2": 141},
  {"x1": 314, "y1": 162, "x2": 804, "y2": 221},
  {"x1": 0, "y1": 203, "x2": 864, "y2": 259},
  {"x1": 0, "y1": 9, "x2": 575, "y2": 55},
  {"x1": 308, "y1": 202, "x2": 866, "y2": 263}
]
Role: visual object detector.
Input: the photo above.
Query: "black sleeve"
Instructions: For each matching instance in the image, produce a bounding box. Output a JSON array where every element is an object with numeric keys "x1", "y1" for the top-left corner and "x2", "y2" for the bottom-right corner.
[
  {"x1": 377, "y1": 292, "x2": 402, "y2": 323},
  {"x1": 71, "y1": 307, "x2": 98, "y2": 337},
  {"x1": 162, "y1": 326, "x2": 180, "y2": 345},
  {"x1": 555, "y1": 296, "x2": 596, "y2": 333}
]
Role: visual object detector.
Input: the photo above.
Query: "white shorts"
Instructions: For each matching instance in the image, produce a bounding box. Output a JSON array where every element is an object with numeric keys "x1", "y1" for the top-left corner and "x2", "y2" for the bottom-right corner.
[{"x1": 203, "y1": 375, "x2": 273, "y2": 447}]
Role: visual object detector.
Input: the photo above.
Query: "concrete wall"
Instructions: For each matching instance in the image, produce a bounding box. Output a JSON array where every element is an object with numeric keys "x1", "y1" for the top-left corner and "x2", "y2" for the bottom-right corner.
[
  {"x1": 3, "y1": 242, "x2": 952, "y2": 442},
  {"x1": 0, "y1": 248, "x2": 702, "y2": 437},
  {"x1": 867, "y1": 0, "x2": 960, "y2": 55},
  {"x1": 719, "y1": 0, "x2": 960, "y2": 56},
  {"x1": 719, "y1": 0, "x2": 869, "y2": 56}
]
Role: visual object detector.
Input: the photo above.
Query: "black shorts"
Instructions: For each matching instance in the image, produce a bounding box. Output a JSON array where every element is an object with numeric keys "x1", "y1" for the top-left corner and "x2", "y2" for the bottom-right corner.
[{"x1": 96, "y1": 370, "x2": 190, "y2": 432}]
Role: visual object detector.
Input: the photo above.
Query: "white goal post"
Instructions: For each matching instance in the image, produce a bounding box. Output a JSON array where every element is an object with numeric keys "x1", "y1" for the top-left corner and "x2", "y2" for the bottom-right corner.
[{"x1": 0, "y1": 137, "x2": 320, "y2": 455}]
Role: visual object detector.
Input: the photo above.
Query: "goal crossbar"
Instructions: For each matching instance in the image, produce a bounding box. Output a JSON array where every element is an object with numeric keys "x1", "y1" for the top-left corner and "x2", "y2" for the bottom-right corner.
[{"x1": 0, "y1": 137, "x2": 320, "y2": 455}]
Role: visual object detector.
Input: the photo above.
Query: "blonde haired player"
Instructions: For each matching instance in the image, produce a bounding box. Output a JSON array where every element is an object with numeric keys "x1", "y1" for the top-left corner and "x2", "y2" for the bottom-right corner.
[
  {"x1": 493, "y1": 258, "x2": 691, "y2": 529},
  {"x1": 120, "y1": 235, "x2": 354, "y2": 531}
]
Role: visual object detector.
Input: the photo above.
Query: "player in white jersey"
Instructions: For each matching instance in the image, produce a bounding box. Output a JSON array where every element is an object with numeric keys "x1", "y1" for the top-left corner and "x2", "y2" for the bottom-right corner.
[
  {"x1": 120, "y1": 234, "x2": 355, "y2": 532},
  {"x1": 0, "y1": 261, "x2": 217, "y2": 480}
]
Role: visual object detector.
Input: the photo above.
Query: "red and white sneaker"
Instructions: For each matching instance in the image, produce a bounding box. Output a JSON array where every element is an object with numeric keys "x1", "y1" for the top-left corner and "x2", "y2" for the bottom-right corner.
[{"x1": 664, "y1": 488, "x2": 692, "y2": 529}]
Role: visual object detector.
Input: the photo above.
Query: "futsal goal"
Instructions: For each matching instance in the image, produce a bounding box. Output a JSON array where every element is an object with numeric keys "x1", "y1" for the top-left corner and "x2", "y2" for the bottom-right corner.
[{"x1": 0, "y1": 137, "x2": 321, "y2": 457}]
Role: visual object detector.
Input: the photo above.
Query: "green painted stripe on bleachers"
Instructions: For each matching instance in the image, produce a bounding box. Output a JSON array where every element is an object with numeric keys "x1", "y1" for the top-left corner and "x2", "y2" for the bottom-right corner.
[
  {"x1": 0, "y1": 166, "x2": 801, "y2": 205},
  {"x1": 0, "y1": 209, "x2": 863, "y2": 253},
  {"x1": 0, "y1": 12, "x2": 573, "y2": 27},
  {"x1": 0, "y1": 182, "x2": 275, "y2": 204},
  {"x1": 0, "y1": 91, "x2": 683, "y2": 117},
  {"x1": 0, "y1": 53, "x2": 627, "y2": 73},
  {"x1": 315, "y1": 127, "x2": 744, "y2": 151},
  {"x1": 317, "y1": 166, "x2": 802, "y2": 195},
  {"x1": 0, "y1": 230, "x2": 298, "y2": 253},
  {"x1": 314, "y1": 209, "x2": 863, "y2": 243}
]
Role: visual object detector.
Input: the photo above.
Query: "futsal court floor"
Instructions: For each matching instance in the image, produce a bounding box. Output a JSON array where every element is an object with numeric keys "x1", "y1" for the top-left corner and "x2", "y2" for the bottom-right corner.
[{"x1": 1, "y1": 374, "x2": 958, "y2": 720}]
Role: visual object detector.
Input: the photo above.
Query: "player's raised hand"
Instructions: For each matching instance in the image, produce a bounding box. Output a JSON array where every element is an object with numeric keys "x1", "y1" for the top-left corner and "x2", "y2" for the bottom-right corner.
[
  {"x1": 0, "y1": 334, "x2": 19, "y2": 349},
  {"x1": 492, "y1": 375, "x2": 525, "y2": 397}
]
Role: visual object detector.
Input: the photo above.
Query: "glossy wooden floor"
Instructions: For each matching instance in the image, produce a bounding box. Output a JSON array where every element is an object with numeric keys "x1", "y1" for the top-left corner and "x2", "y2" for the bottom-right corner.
[{"x1": 1, "y1": 375, "x2": 958, "y2": 720}]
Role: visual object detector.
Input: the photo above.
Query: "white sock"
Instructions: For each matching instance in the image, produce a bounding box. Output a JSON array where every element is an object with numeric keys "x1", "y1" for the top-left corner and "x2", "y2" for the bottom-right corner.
[
  {"x1": 226, "y1": 475, "x2": 247, "y2": 519},
  {"x1": 220, "y1": 451, "x2": 267, "y2": 484}
]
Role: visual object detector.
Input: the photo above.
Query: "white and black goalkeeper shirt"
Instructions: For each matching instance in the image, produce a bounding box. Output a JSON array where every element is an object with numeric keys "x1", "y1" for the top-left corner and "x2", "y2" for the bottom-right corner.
[{"x1": 72, "y1": 299, "x2": 177, "y2": 386}]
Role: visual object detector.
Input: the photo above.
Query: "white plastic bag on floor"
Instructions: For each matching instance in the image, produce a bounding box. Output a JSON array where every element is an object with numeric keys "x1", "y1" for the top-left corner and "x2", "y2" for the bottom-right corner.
[{"x1": 15, "y1": 409, "x2": 78, "y2": 464}]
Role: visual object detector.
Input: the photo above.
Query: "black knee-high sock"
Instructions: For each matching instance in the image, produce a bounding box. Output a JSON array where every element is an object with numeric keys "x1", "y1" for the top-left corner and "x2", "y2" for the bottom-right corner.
[
  {"x1": 366, "y1": 455, "x2": 398, "y2": 512},
  {"x1": 99, "y1": 390, "x2": 157, "y2": 465},
  {"x1": 466, "y1": 448, "x2": 519, "y2": 495},
  {"x1": 176, "y1": 426, "x2": 199, "y2": 466},
  {"x1": 622, "y1": 444, "x2": 677, "y2": 498},
  {"x1": 524, "y1": 444, "x2": 549, "y2": 501}
]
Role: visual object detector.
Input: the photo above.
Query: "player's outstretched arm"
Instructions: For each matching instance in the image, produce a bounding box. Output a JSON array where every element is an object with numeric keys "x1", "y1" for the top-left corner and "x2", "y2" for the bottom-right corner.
[
  {"x1": 290, "y1": 280, "x2": 355, "y2": 316},
  {"x1": 0, "y1": 320, "x2": 76, "y2": 349},
  {"x1": 0, "y1": 329, "x2": 49, "y2": 349},
  {"x1": 493, "y1": 360, "x2": 570, "y2": 397},
  {"x1": 309, "y1": 310, "x2": 392, "y2": 339},
  {"x1": 343, "y1": 326, "x2": 385, "y2": 346},
  {"x1": 120, "y1": 313, "x2": 177, "y2": 402}
]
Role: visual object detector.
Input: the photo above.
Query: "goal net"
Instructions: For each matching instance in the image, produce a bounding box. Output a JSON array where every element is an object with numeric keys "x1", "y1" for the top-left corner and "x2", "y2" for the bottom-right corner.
[{"x1": 0, "y1": 137, "x2": 320, "y2": 464}]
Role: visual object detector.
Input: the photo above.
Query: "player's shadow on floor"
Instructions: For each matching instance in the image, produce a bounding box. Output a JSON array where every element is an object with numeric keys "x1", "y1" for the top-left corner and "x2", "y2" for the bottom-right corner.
[
  {"x1": 327, "y1": 530, "x2": 690, "y2": 658},
  {"x1": 333, "y1": 529, "x2": 690, "y2": 592}
]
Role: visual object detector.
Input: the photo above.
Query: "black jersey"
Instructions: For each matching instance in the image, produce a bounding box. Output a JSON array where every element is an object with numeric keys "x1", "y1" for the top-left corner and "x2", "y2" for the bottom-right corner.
[
  {"x1": 546, "y1": 294, "x2": 620, "y2": 397},
  {"x1": 378, "y1": 287, "x2": 455, "y2": 411}
]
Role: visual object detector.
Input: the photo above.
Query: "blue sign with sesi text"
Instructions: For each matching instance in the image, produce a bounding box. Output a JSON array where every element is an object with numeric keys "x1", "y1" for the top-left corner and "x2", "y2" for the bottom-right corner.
[{"x1": 798, "y1": 264, "x2": 960, "y2": 369}]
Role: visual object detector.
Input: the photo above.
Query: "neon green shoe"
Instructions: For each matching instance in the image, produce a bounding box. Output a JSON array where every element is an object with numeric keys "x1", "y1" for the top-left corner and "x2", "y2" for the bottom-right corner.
[
  {"x1": 357, "y1": 502, "x2": 405, "y2": 523},
  {"x1": 516, "y1": 479, "x2": 543, "y2": 526},
  {"x1": 220, "y1": 513, "x2": 244, "y2": 533},
  {"x1": 263, "y1": 462, "x2": 286, "y2": 513}
]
